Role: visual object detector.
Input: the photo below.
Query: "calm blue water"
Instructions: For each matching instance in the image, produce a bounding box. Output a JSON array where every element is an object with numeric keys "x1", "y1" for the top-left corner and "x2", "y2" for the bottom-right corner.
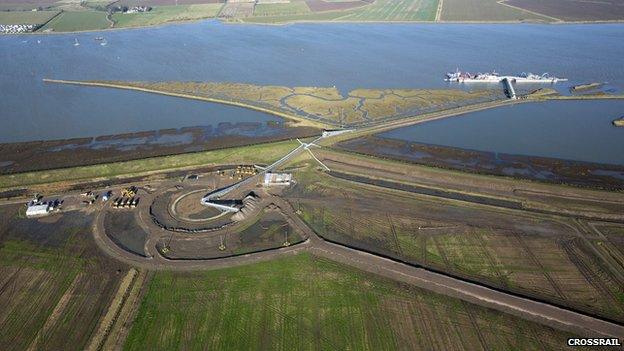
[
  {"x1": 1, "y1": 21, "x2": 623, "y2": 142},
  {"x1": 1, "y1": 84, "x2": 280, "y2": 142},
  {"x1": 380, "y1": 100, "x2": 624, "y2": 165}
]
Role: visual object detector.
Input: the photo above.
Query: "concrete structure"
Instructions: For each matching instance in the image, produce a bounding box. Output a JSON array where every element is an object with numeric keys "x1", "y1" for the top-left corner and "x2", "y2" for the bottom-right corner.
[
  {"x1": 201, "y1": 135, "x2": 322, "y2": 211},
  {"x1": 322, "y1": 129, "x2": 353, "y2": 138},
  {"x1": 26, "y1": 203, "x2": 50, "y2": 217},
  {"x1": 203, "y1": 199, "x2": 242, "y2": 213},
  {"x1": 263, "y1": 173, "x2": 292, "y2": 186},
  {"x1": 231, "y1": 193, "x2": 260, "y2": 221}
]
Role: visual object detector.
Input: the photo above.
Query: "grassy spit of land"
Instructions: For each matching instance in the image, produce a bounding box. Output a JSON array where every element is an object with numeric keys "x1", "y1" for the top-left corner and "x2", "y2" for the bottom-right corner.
[
  {"x1": 124, "y1": 252, "x2": 580, "y2": 350},
  {"x1": 42, "y1": 79, "x2": 330, "y2": 129},
  {"x1": 5, "y1": 81, "x2": 622, "y2": 193},
  {"x1": 43, "y1": 79, "x2": 501, "y2": 128},
  {"x1": 5, "y1": 78, "x2": 623, "y2": 195}
]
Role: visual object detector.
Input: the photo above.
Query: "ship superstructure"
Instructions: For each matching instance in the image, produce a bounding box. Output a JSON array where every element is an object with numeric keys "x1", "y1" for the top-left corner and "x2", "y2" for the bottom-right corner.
[{"x1": 445, "y1": 70, "x2": 567, "y2": 83}]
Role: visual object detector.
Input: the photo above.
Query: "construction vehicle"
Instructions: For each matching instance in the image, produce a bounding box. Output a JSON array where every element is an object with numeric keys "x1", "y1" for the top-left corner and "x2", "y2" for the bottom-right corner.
[
  {"x1": 122, "y1": 186, "x2": 137, "y2": 198},
  {"x1": 234, "y1": 165, "x2": 257, "y2": 177},
  {"x1": 28, "y1": 193, "x2": 44, "y2": 206}
]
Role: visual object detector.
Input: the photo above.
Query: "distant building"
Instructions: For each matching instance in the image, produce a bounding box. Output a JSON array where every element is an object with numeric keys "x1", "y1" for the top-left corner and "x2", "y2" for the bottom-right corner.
[
  {"x1": 0, "y1": 24, "x2": 39, "y2": 34},
  {"x1": 263, "y1": 172, "x2": 292, "y2": 186},
  {"x1": 26, "y1": 203, "x2": 50, "y2": 217},
  {"x1": 126, "y1": 6, "x2": 151, "y2": 13}
]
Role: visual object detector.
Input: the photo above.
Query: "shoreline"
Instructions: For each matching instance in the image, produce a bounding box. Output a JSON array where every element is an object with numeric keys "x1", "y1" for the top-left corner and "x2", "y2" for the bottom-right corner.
[
  {"x1": 2, "y1": 16, "x2": 624, "y2": 35},
  {"x1": 40, "y1": 78, "x2": 624, "y2": 147},
  {"x1": 19, "y1": 79, "x2": 624, "y2": 193},
  {"x1": 335, "y1": 136, "x2": 624, "y2": 191},
  {"x1": 0, "y1": 124, "x2": 321, "y2": 175},
  {"x1": 42, "y1": 78, "x2": 328, "y2": 129}
]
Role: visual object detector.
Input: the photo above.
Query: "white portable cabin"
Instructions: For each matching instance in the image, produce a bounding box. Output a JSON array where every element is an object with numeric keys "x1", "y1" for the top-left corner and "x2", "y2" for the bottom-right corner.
[
  {"x1": 263, "y1": 173, "x2": 292, "y2": 186},
  {"x1": 26, "y1": 204, "x2": 50, "y2": 217}
]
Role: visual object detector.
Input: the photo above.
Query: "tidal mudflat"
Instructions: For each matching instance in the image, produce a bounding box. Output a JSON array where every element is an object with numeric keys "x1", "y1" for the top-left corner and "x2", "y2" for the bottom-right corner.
[{"x1": 338, "y1": 100, "x2": 624, "y2": 188}]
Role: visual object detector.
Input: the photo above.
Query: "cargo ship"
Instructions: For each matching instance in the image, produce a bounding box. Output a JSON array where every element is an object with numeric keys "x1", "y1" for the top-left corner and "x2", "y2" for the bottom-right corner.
[{"x1": 445, "y1": 70, "x2": 567, "y2": 83}]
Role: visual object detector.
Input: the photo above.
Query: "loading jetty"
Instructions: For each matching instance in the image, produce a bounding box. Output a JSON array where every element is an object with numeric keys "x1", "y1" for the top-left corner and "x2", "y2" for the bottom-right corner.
[
  {"x1": 445, "y1": 70, "x2": 567, "y2": 100},
  {"x1": 570, "y1": 82, "x2": 603, "y2": 92}
]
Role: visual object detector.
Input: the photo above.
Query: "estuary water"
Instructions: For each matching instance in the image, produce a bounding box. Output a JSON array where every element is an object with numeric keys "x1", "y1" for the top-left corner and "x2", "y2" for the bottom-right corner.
[
  {"x1": 1, "y1": 21, "x2": 623, "y2": 142},
  {"x1": 379, "y1": 100, "x2": 624, "y2": 165}
]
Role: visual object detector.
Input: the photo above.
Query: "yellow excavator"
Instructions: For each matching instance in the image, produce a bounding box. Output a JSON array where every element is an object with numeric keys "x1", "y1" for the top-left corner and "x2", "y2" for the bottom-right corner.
[{"x1": 121, "y1": 186, "x2": 137, "y2": 197}]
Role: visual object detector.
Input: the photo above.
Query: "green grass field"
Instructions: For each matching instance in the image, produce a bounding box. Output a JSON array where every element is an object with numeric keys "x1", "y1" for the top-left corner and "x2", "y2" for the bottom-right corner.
[
  {"x1": 245, "y1": 0, "x2": 437, "y2": 22},
  {"x1": 20, "y1": 3, "x2": 222, "y2": 32},
  {"x1": 0, "y1": 140, "x2": 298, "y2": 190},
  {"x1": 253, "y1": 1, "x2": 310, "y2": 17},
  {"x1": 0, "y1": 10, "x2": 60, "y2": 25},
  {"x1": 124, "y1": 253, "x2": 578, "y2": 350},
  {"x1": 112, "y1": 4, "x2": 222, "y2": 28},
  {"x1": 440, "y1": 0, "x2": 552, "y2": 21},
  {"x1": 336, "y1": 0, "x2": 438, "y2": 21},
  {"x1": 243, "y1": 9, "x2": 345, "y2": 22},
  {"x1": 39, "y1": 10, "x2": 110, "y2": 31}
]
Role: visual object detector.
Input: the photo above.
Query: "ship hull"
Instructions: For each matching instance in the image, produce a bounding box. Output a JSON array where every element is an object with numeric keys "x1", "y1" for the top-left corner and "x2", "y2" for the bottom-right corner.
[{"x1": 446, "y1": 77, "x2": 567, "y2": 83}]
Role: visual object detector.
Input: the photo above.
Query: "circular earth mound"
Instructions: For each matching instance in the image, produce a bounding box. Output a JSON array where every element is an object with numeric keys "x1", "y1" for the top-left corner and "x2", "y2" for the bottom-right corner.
[
  {"x1": 172, "y1": 190, "x2": 224, "y2": 222},
  {"x1": 149, "y1": 187, "x2": 234, "y2": 232}
]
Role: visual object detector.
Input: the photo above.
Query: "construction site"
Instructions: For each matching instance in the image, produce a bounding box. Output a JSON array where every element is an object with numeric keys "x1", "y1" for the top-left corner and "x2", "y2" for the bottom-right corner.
[{"x1": 1, "y1": 97, "x2": 623, "y2": 349}]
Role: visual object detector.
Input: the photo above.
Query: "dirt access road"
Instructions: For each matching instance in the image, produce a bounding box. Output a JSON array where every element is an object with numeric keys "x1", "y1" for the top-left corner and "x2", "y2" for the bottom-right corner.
[
  {"x1": 11, "y1": 94, "x2": 624, "y2": 341},
  {"x1": 92, "y1": 192, "x2": 624, "y2": 340},
  {"x1": 83, "y1": 105, "x2": 624, "y2": 340}
]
